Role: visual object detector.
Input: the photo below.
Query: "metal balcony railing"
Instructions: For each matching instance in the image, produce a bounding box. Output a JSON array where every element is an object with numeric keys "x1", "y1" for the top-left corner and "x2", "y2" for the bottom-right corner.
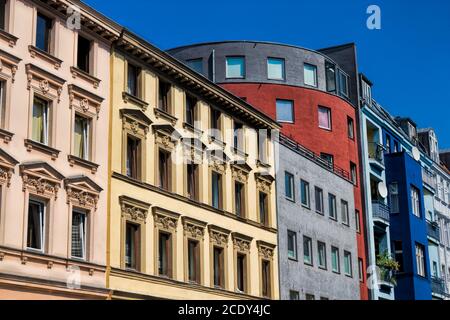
[
  {"x1": 427, "y1": 221, "x2": 440, "y2": 241},
  {"x1": 372, "y1": 201, "x2": 390, "y2": 223},
  {"x1": 431, "y1": 277, "x2": 447, "y2": 296},
  {"x1": 422, "y1": 168, "x2": 437, "y2": 190},
  {"x1": 368, "y1": 142, "x2": 384, "y2": 164}
]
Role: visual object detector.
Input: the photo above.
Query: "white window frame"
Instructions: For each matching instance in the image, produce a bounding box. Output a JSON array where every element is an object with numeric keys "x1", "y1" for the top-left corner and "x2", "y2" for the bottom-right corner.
[
  {"x1": 71, "y1": 209, "x2": 87, "y2": 260},
  {"x1": 27, "y1": 199, "x2": 46, "y2": 253}
]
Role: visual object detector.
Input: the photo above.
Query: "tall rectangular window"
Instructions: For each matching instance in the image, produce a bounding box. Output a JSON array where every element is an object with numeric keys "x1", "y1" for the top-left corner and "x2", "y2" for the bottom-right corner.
[
  {"x1": 358, "y1": 258, "x2": 364, "y2": 282},
  {"x1": 211, "y1": 171, "x2": 222, "y2": 209},
  {"x1": 389, "y1": 183, "x2": 399, "y2": 214},
  {"x1": 304, "y1": 63, "x2": 317, "y2": 87},
  {"x1": 285, "y1": 172, "x2": 294, "y2": 201},
  {"x1": 210, "y1": 108, "x2": 221, "y2": 140},
  {"x1": 355, "y1": 210, "x2": 361, "y2": 233},
  {"x1": 36, "y1": 12, "x2": 52, "y2": 52},
  {"x1": 347, "y1": 117, "x2": 355, "y2": 139},
  {"x1": 257, "y1": 130, "x2": 268, "y2": 163},
  {"x1": 74, "y1": 114, "x2": 91, "y2": 160},
  {"x1": 0, "y1": 80, "x2": 5, "y2": 128},
  {"x1": 71, "y1": 210, "x2": 87, "y2": 260},
  {"x1": 213, "y1": 246, "x2": 224, "y2": 288},
  {"x1": 32, "y1": 96, "x2": 49, "y2": 145},
  {"x1": 188, "y1": 240, "x2": 200, "y2": 284},
  {"x1": 127, "y1": 62, "x2": 140, "y2": 97},
  {"x1": 338, "y1": 70, "x2": 349, "y2": 98},
  {"x1": 158, "y1": 231, "x2": 172, "y2": 277},
  {"x1": 126, "y1": 135, "x2": 141, "y2": 180},
  {"x1": 318, "y1": 241, "x2": 327, "y2": 269},
  {"x1": 315, "y1": 187, "x2": 324, "y2": 214},
  {"x1": 27, "y1": 199, "x2": 46, "y2": 251},
  {"x1": 331, "y1": 246, "x2": 340, "y2": 273},
  {"x1": 350, "y1": 162, "x2": 357, "y2": 185},
  {"x1": 325, "y1": 62, "x2": 336, "y2": 93},
  {"x1": 344, "y1": 251, "x2": 352, "y2": 277},
  {"x1": 233, "y1": 121, "x2": 244, "y2": 151},
  {"x1": 328, "y1": 193, "x2": 337, "y2": 220},
  {"x1": 259, "y1": 191, "x2": 269, "y2": 226},
  {"x1": 276, "y1": 99, "x2": 294, "y2": 123},
  {"x1": 158, "y1": 149, "x2": 171, "y2": 191},
  {"x1": 415, "y1": 243, "x2": 425, "y2": 277},
  {"x1": 318, "y1": 106, "x2": 331, "y2": 130},
  {"x1": 186, "y1": 58, "x2": 203, "y2": 74},
  {"x1": 236, "y1": 253, "x2": 247, "y2": 293},
  {"x1": 234, "y1": 181, "x2": 245, "y2": 217},
  {"x1": 394, "y1": 241, "x2": 404, "y2": 272},
  {"x1": 185, "y1": 94, "x2": 197, "y2": 126},
  {"x1": 0, "y1": 0, "x2": 6, "y2": 31},
  {"x1": 267, "y1": 58, "x2": 285, "y2": 80},
  {"x1": 187, "y1": 163, "x2": 198, "y2": 201},
  {"x1": 303, "y1": 236, "x2": 313, "y2": 265},
  {"x1": 287, "y1": 231, "x2": 297, "y2": 260},
  {"x1": 226, "y1": 56, "x2": 245, "y2": 78},
  {"x1": 158, "y1": 79, "x2": 171, "y2": 112},
  {"x1": 261, "y1": 260, "x2": 271, "y2": 298},
  {"x1": 300, "y1": 180, "x2": 310, "y2": 208},
  {"x1": 77, "y1": 34, "x2": 92, "y2": 73},
  {"x1": 411, "y1": 186, "x2": 421, "y2": 218},
  {"x1": 125, "y1": 222, "x2": 139, "y2": 270},
  {"x1": 341, "y1": 200, "x2": 349, "y2": 226}
]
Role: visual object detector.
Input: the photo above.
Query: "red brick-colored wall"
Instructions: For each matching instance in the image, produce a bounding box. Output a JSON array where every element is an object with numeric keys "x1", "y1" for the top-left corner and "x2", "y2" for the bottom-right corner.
[{"x1": 222, "y1": 82, "x2": 369, "y2": 299}]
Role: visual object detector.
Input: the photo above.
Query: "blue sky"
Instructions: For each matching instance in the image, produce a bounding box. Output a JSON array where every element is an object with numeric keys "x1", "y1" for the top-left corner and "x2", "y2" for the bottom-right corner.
[{"x1": 84, "y1": 0, "x2": 450, "y2": 148}]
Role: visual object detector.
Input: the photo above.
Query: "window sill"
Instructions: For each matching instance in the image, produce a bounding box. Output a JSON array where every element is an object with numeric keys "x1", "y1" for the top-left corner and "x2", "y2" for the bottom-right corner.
[
  {"x1": 342, "y1": 223, "x2": 350, "y2": 227},
  {"x1": 208, "y1": 135, "x2": 226, "y2": 149},
  {"x1": 122, "y1": 91, "x2": 149, "y2": 111},
  {"x1": 332, "y1": 271, "x2": 341, "y2": 275},
  {"x1": 183, "y1": 122, "x2": 203, "y2": 136},
  {"x1": 231, "y1": 147, "x2": 248, "y2": 159},
  {"x1": 24, "y1": 139, "x2": 60, "y2": 160},
  {"x1": 329, "y1": 216, "x2": 338, "y2": 222},
  {"x1": 319, "y1": 126, "x2": 332, "y2": 132},
  {"x1": 68, "y1": 155, "x2": 100, "y2": 174},
  {"x1": 70, "y1": 66, "x2": 101, "y2": 89},
  {"x1": 288, "y1": 257, "x2": 298, "y2": 262},
  {"x1": 256, "y1": 159, "x2": 271, "y2": 169},
  {"x1": 345, "y1": 274, "x2": 353, "y2": 278},
  {"x1": 301, "y1": 204, "x2": 311, "y2": 210},
  {"x1": 28, "y1": 45, "x2": 62, "y2": 70},
  {"x1": 285, "y1": 197, "x2": 296, "y2": 203},
  {"x1": 304, "y1": 262, "x2": 313, "y2": 267},
  {"x1": 318, "y1": 266, "x2": 327, "y2": 271},
  {"x1": 154, "y1": 107, "x2": 178, "y2": 126},
  {"x1": 0, "y1": 29, "x2": 18, "y2": 47},
  {"x1": 0, "y1": 128, "x2": 14, "y2": 143},
  {"x1": 315, "y1": 210, "x2": 324, "y2": 215}
]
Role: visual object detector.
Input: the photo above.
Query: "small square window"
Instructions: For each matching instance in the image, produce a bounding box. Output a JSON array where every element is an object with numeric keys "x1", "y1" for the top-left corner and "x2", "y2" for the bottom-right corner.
[
  {"x1": 267, "y1": 58, "x2": 285, "y2": 80},
  {"x1": 226, "y1": 57, "x2": 245, "y2": 78},
  {"x1": 276, "y1": 99, "x2": 294, "y2": 123}
]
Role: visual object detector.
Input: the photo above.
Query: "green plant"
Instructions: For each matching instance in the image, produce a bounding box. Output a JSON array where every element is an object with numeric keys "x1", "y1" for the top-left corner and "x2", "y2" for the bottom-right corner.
[{"x1": 376, "y1": 250, "x2": 400, "y2": 286}]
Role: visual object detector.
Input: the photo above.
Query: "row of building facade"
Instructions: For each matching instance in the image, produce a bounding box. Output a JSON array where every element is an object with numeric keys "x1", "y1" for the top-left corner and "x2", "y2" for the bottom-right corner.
[{"x1": 0, "y1": 0, "x2": 448, "y2": 300}]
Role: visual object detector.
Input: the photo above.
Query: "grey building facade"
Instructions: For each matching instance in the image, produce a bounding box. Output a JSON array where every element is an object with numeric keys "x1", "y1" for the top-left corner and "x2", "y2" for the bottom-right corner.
[{"x1": 277, "y1": 136, "x2": 360, "y2": 300}]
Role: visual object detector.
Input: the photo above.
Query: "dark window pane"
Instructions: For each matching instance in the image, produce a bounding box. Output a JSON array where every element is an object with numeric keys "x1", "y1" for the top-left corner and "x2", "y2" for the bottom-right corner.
[
  {"x1": 36, "y1": 13, "x2": 52, "y2": 52},
  {"x1": 77, "y1": 35, "x2": 91, "y2": 73}
]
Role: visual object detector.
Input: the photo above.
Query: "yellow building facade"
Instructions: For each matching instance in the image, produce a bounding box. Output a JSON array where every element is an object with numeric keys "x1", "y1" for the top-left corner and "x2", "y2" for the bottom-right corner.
[{"x1": 107, "y1": 30, "x2": 280, "y2": 300}]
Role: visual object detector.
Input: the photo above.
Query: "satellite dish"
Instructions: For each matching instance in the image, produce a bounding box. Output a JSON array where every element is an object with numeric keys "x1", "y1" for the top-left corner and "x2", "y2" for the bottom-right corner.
[
  {"x1": 378, "y1": 182, "x2": 388, "y2": 198},
  {"x1": 412, "y1": 147, "x2": 421, "y2": 161}
]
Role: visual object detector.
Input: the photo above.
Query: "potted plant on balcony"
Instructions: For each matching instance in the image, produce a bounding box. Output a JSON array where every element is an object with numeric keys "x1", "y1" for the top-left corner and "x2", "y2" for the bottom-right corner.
[{"x1": 376, "y1": 250, "x2": 400, "y2": 287}]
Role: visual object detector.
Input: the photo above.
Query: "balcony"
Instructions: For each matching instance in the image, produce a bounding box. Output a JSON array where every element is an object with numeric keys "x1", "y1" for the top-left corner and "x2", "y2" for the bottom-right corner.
[
  {"x1": 431, "y1": 277, "x2": 447, "y2": 297},
  {"x1": 368, "y1": 142, "x2": 385, "y2": 167},
  {"x1": 427, "y1": 221, "x2": 440, "y2": 241},
  {"x1": 422, "y1": 168, "x2": 436, "y2": 191},
  {"x1": 372, "y1": 201, "x2": 390, "y2": 224}
]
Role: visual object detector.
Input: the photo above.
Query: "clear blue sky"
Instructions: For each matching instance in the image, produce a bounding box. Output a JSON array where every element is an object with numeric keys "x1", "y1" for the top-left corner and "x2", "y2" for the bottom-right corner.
[{"x1": 84, "y1": 0, "x2": 450, "y2": 148}]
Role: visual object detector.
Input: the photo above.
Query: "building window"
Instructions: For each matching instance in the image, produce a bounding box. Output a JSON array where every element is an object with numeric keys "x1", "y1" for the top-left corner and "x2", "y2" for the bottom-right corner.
[
  {"x1": 338, "y1": 70, "x2": 349, "y2": 98},
  {"x1": 350, "y1": 162, "x2": 357, "y2": 185},
  {"x1": 158, "y1": 79, "x2": 171, "y2": 112},
  {"x1": 411, "y1": 186, "x2": 421, "y2": 218},
  {"x1": 355, "y1": 210, "x2": 361, "y2": 233},
  {"x1": 236, "y1": 253, "x2": 247, "y2": 293},
  {"x1": 315, "y1": 187, "x2": 324, "y2": 214},
  {"x1": 233, "y1": 121, "x2": 244, "y2": 151},
  {"x1": 287, "y1": 231, "x2": 297, "y2": 260},
  {"x1": 347, "y1": 117, "x2": 354, "y2": 139},
  {"x1": 341, "y1": 200, "x2": 349, "y2": 226},
  {"x1": 210, "y1": 108, "x2": 222, "y2": 140},
  {"x1": 186, "y1": 58, "x2": 203, "y2": 74},
  {"x1": 385, "y1": 135, "x2": 391, "y2": 153},
  {"x1": 32, "y1": 96, "x2": 50, "y2": 145},
  {"x1": 158, "y1": 149, "x2": 171, "y2": 191},
  {"x1": 318, "y1": 241, "x2": 327, "y2": 269},
  {"x1": 259, "y1": 191, "x2": 269, "y2": 226},
  {"x1": 267, "y1": 57, "x2": 285, "y2": 80},
  {"x1": 125, "y1": 222, "x2": 140, "y2": 270},
  {"x1": 77, "y1": 34, "x2": 92, "y2": 74},
  {"x1": 300, "y1": 180, "x2": 310, "y2": 208},
  {"x1": 331, "y1": 246, "x2": 340, "y2": 273},
  {"x1": 71, "y1": 210, "x2": 87, "y2": 260},
  {"x1": 211, "y1": 171, "x2": 223, "y2": 209},
  {"x1": 325, "y1": 62, "x2": 336, "y2": 93},
  {"x1": 393, "y1": 241, "x2": 404, "y2": 272},
  {"x1": 27, "y1": 199, "x2": 46, "y2": 252},
  {"x1": 328, "y1": 193, "x2": 337, "y2": 220},
  {"x1": 126, "y1": 135, "x2": 141, "y2": 180},
  {"x1": 289, "y1": 290, "x2": 300, "y2": 300},
  {"x1": 261, "y1": 260, "x2": 271, "y2": 298},
  {"x1": 344, "y1": 251, "x2": 352, "y2": 277},
  {"x1": 187, "y1": 163, "x2": 199, "y2": 201},
  {"x1": 36, "y1": 12, "x2": 53, "y2": 53},
  {"x1": 74, "y1": 114, "x2": 91, "y2": 160},
  {"x1": 285, "y1": 171, "x2": 294, "y2": 201},
  {"x1": 0, "y1": 80, "x2": 5, "y2": 128},
  {"x1": 321, "y1": 153, "x2": 334, "y2": 168},
  {"x1": 415, "y1": 243, "x2": 425, "y2": 277},
  {"x1": 305, "y1": 294, "x2": 315, "y2": 300},
  {"x1": 358, "y1": 258, "x2": 364, "y2": 282},
  {"x1": 0, "y1": 0, "x2": 6, "y2": 31},
  {"x1": 318, "y1": 106, "x2": 332, "y2": 130},
  {"x1": 226, "y1": 56, "x2": 245, "y2": 78},
  {"x1": 185, "y1": 94, "x2": 197, "y2": 126},
  {"x1": 304, "y1": 63, "x2": 317, "y2": 87},
  {"x1": 213, "y1": 246, "x2": 225, "y2": 288},
  {"x1": 127, "y1": 62, "x2": 141, "y2": 98},
  {"x1": 257, "y1": 130, "x2": 269, "y2": 163},
  {"x1": 276, "y1": 99, "x2": 294, "y2": 123},
  {"x1": 389, "y1": 183, "x2": 399, "y2": 214},
  {"x1": 158, "y1": 231, "x2": 173, "y2": 278},
  {"x1": 234, "y1": 181, "x2": 245, "y2": 217},
  {"x1": 303, "y1": 236, "x2": 313, "y2": 265},
  {"x1": 188, "y1": 239, "x2": 200, "y2": 284}
]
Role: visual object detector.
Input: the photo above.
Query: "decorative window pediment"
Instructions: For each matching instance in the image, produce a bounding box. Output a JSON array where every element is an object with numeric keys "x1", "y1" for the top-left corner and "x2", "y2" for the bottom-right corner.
[
  {"x1": 231, "y1": 161, "x2": 252, "y2": 183},
  {"x1": 256, "y1": 240, "x2": 276, "y2": 260},
  {"x1": 182, "y1": 216, "x2": 206, "y2": 240},
  {"x1": 208, "y1": 149, "x2": 230, "y2": 173},
  {"x1": 208, "y1": 225, "x2": 230, "y2": 247},
  {"x1": 255, "y1": 172, "x2": 274, "y2": 193},
  {"x1": 119, "y1": 195, "x2": 151, "y2": 223},
  {"x1": 65, "y1": 175, "x2": 102, "y2": 211},
  {"x1": 152, "y1": 206, "x2": 180, "y2": 232},
  {"x1": 68, "y1": 84, "x2": 104, "y2": 119},
  {"x1": 231, "y1": 232, "x2": 253, "y2": 253},
  {"x1": 181, "y1": 137, "x2": 206, "y2": 164},
  {"x1": 0, "y1": 148, "x2": 18, "y2": 187},
  {"x1": 120, "y1": 108, "x2": 152, "y2": 138},
  {"x1": 153, "y1": 124, "x2": 181, "y2": 150},
  {"x1": 26, "y1": 64, "x2": 65, "y2": 102},
  {"x1": 0, "y1": 48, "x2": 21, "y2": 83},
  {"x1": 20, "y1": 161, "x2": 64, "y2": 199}
]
